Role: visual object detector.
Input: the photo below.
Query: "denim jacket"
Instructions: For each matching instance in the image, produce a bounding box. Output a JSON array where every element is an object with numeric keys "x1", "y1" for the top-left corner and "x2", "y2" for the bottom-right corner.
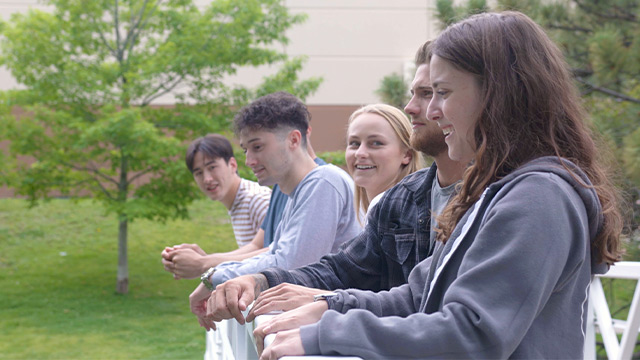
[{"x1": 261, "y1": 165, "x2": 437, "y2": 292}]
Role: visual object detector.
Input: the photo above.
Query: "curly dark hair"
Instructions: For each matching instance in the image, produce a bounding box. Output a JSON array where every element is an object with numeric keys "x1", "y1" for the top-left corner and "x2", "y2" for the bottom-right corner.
[{"x1": 233, "y1": 91, "x2": 310, "y2": 146}]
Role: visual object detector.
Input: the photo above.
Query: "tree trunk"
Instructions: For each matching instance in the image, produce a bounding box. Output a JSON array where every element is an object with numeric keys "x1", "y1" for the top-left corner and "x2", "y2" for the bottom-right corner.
[
  {"x1": 116, "y1": 150, "x2": 129, "y2": 294},
  {"x1": 116, "y1": 215, "x2": 129, "y2": 294}
]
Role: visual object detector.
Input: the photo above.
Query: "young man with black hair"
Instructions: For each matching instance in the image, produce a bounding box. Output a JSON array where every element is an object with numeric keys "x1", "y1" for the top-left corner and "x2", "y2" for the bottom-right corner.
[
  {"x1": 161, "y1": 134, "x2": 272, "y2": 280},
  {"x1": 189, "y1": 92, "x2": 362, "y2": 329}
]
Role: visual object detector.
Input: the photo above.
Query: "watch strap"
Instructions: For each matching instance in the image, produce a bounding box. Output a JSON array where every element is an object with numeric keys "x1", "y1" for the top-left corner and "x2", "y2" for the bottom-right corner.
[{"x1": 313, "y1": 292, "x2": 338, "y2": 302}]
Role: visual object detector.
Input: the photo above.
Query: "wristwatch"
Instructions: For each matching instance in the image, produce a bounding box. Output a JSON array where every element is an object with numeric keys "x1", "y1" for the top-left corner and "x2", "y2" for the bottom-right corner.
[
  {"x1": 200, "y1": 267, "x2": 216, "y2": 291},
  {"x1": 313, "y1": 292, "x2": 338, "y2": 302}
]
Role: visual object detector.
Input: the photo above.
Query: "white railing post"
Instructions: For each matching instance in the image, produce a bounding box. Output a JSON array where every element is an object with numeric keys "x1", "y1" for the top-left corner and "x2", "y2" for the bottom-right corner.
[
  {"x1": 585, "y1": 288, "x2": 597, "y2": 360},
  {"x1": 588, "y1": 261, "x2": 640, "y2": 360},
  {"x1": 618, "y1": 280, "x2": 640, "y2": 359},
  {"x1": 204, "y1": 320, "x2": 236, "y2": 360},
  {"x1": 591, "y1": 276, "x2": 621, "y2": 359}
]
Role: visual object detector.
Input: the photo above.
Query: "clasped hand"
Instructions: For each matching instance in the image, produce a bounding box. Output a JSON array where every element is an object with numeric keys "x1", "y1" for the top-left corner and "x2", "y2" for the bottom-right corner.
[{"x1": 161, "y1": 243, "x2": 206, "y2": 279}]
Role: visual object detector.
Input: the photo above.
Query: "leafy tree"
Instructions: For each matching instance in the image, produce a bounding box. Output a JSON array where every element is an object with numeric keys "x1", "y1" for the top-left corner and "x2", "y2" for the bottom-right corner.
[
  {"x1": 0, "y1": 0, "x2": 321, "y2": 294},
  {"x1": 434, "y1": 0, "x2": 640, "y2": 230}
]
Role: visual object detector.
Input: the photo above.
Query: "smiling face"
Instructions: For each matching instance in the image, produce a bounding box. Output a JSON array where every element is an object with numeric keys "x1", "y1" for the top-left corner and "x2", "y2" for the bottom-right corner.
[
  {"x1": 405, "y1": 64, "x2": 448, "y2": 157},
  {"x1": 427, "y1": 55, "x2": 484, "y2": 164},
  {"x1": 239, "y1": 128, "x2": 291, "y2": 187},
  {"x1": 345, "y1": 112, "x2": 411, "y2": 200},
  {"x1": 192, "y1": 152, "x2": 238, "y2": 204}
]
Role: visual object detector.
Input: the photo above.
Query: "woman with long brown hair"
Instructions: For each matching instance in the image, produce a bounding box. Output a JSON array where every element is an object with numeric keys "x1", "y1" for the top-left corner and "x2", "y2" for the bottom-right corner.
[{"x1": 256, "y1": 11, "x2": 623, "y2": 359}]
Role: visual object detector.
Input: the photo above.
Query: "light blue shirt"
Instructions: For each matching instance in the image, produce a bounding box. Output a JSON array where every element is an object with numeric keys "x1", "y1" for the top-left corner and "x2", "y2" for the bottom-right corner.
[{"x1": 211, "y1": 164, "x2": 362, "y2": 286}]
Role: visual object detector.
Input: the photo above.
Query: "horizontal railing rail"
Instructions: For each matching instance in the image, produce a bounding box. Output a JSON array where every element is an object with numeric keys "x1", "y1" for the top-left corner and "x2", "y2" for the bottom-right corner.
[{"x1": 205, "y1": 309, "x2": 362, "y2": 360}]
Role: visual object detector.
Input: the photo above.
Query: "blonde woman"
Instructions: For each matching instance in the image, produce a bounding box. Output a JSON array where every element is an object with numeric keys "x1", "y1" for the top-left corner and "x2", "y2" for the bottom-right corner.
[{"x1": 346, "y1": 104, "x2": 422, "y2": 223}]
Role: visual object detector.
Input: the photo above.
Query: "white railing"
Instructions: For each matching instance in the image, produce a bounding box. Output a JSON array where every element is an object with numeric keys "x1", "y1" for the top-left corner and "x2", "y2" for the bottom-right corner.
[
  {"x1": 204, "y1": 311, "x2": 362, "y2": 360},
  {"x1": 585, "y1": 261, "x2": 640, "y2": 360}
]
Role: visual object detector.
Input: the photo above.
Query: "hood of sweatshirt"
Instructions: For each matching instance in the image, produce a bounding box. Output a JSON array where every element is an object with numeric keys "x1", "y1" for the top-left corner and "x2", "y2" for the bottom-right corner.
[{"x1": 487, "y1": 156, "x2": 607, "y2": 274}]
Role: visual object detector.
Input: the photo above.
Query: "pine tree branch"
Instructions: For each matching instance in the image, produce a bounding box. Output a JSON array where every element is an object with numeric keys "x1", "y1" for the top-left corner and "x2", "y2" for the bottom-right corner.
[
  {"x1": 611, "y1": 5, "x2": 638, "y2": 22},
  {"x1": 546, "y1": 23, "x2": 592, "y2": 33},
  {"x1": 574, "y1": 0, "x2": 638, "y2": 23},
  {"x1": 572, "y1": 68, "x2": 593, "y2": 78},
  {"x1": 575, "y1": 77, "x2": 640, "y2": 104}
]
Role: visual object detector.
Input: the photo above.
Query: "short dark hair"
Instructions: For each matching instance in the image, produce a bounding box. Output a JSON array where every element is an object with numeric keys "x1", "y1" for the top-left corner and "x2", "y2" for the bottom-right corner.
[
  {"x1": 233, "y1": 91, "x2": 310, "y2": 146},
  {"x1": 185, "y1": 134, "x2": 234, "y2": 173}
]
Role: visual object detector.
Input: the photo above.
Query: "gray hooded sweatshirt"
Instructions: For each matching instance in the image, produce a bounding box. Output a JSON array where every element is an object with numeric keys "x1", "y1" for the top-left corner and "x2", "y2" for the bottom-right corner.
[{"x1": 300, "y1": 156, "x2": 608, "y2": 359}]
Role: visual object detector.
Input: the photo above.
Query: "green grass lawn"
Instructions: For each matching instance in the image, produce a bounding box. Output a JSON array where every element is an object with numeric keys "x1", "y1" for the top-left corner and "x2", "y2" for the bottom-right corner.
[
  {"x1": 0, "y1": 198, "x2": 237, "y2": 359},
  {"x1": 2, "y1": 197, "x2": 639, "y2": 359}
]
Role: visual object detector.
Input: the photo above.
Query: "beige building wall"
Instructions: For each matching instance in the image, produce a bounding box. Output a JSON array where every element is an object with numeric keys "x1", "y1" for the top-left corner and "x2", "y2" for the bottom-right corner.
[
  {"x1": 216, "y1": 0, "x2": 440, "y2": 106},
  {"x1": 284, "y1": 0, "x2": 438, "y2": 105}
]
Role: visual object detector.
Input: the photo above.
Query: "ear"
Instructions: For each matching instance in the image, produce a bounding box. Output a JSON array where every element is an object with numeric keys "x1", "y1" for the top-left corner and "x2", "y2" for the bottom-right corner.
[
  {"x1": 401, "y1": 149, "x2": 412, "y2": 166},
  {"x1": 228, "y1": 157, "x2": 238, "y2": 173},
  {"x1": 288, "y1": 129, "x2": 303, "y2": 150}
]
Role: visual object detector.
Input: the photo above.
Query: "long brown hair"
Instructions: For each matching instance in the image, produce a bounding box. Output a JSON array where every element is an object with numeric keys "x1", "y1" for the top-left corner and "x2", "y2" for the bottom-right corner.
[{"x1": 432, "y1": 11, "x2": 622, "y2": 264}]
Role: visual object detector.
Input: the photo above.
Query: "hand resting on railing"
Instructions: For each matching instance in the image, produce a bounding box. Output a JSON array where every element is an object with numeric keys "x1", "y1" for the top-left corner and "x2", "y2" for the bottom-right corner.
[
  {"x1": 201, "y1": 273, "x2": 330, "y2": 325},
  {"x1": 203, "y1": 274, "x2": 266, "y2": 325},
  {"x1": 248, "y1": 283, "x2": 329, "y2": 322},
  {"x1": 253, "y1": 301, "x2": 329, "y2": 359},
  {"x1": 189, "y1": 282, "x2": 218, "y2": 331}
]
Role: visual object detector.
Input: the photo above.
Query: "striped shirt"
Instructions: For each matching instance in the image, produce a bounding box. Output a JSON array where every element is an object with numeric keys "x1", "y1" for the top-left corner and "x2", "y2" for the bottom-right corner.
[{"x1": 228, "y1": 178, "x2": 271, "y2": 247}]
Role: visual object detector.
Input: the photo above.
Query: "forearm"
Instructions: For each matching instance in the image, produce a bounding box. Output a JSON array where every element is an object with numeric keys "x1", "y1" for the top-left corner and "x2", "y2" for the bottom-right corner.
[
  {"x1": 221, "y1": 245, "x2": 267, "y2": 258},
  {"x1": 300, "y1": 309, "x2": 448, "y2": 358},
  {"x1": 262, "y1": 231, "x2": 383, "y2": 291},
  {"x1": 261, "y1": 260, "x2": 346, "y2": 290},
  {"x1": 202, "y1": 248, "x2": 267, "y2": 268},
  {"x1": 233, "y1": 229, "x2": 265, "y2": 254},
  {"x1": 211, "y1": 252, "x2": 274, "y2": 286},
  {"x1": 252, "y1": 273, "x2": 270, "y2": 297},
  {"x1": 328, "y1": 283, "x2": 418, "y2": 318}
]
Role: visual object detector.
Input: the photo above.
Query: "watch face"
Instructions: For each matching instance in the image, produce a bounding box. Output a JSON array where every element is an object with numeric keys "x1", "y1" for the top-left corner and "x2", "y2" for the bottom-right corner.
[{"x1": 201, "y1": 267, "x2": 215, "y2": 290}]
